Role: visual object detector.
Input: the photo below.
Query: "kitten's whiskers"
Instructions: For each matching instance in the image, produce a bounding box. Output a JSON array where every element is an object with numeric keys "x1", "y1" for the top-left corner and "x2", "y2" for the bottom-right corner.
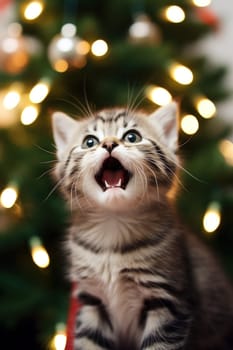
[
  {"x1": 132, "y1": 158, "x2": 149, "y2": 201},
  {"x1": 142, "y1": 159, "x2": 160, "y2": 200},
  {"x1": 126, "y1": 85, "x2": 145, "y2": 117},
  {"x1": 44, "y1": 174, "x2": 65, "y2": 201},
  {"x1": 37, "y1": 167, "x2": 54, "y2": 180},
  {"x1": 35, "y1": 144, "x2": 56, "y2": 155}
]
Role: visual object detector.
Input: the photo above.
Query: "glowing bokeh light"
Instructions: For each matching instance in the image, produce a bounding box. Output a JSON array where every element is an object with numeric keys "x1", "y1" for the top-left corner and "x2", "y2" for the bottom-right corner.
[
  {"x1": 3, "y1": 91, "x2": 20, "y2": 110},
  {"x1": 29, "y1": 82, "x2": 50, "y2": 103},
  {"x1": 196, "y1": 98, "x2": 216, "y2": 119},
  {"x1": 147, "y1": 86, "x2": 172, "y2": 106},
  {"x1": 76, "y1": 40, "x2": 90, "y2": 55},
  {"x1": 24, "y1": 1, "x2": 44, "y2": 20},
  {"x1": 21, "y1": 105, "x2": 39, "y2": 125},
  {"x1": 53, "y1": 59, "x2": 69, "y2": 72},
  {"x1": 0, "y1": 187, "x2": 18, "y2": 208},
  {"x1": 203, "y1": 202, "x2": 221, "y2": 233},
  {"x1": 181, "y1": 114, "x2": 199, "y2": 135},
  {"x1": 30, "y1": 237, "x2": 50, "y2": 268},
  {"x1": 219, "y1": 139, "x2": 233, "y2": 166},
  {"x1": 91, "y1": 40, "x2": 108, "y2": 57},
  {"x1": 192, "y1": 0, "x2": 212, "y2": 7},
  {"x1": 165, "y1": 6, "x2": 186, "y2": 23},
  {"x1": 169, "y1": 63, "x2": 193, "y2": 85},
  {"x1": 61, "y1": 23, "x2": 76, "y2": 38}
]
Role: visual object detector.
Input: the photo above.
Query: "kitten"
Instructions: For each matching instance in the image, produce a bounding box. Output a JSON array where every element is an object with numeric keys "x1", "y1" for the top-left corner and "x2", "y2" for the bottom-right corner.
[{"x1": 52, "y1": 102, "x2": 233, "y2": 350}]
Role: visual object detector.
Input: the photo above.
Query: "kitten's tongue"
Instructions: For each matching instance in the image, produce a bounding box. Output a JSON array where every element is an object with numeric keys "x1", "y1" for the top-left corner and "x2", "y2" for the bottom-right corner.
[
  {"x1": 102, "y1": 169, "x2": 124, "y2": 188},
  {"x1": 96, "y1": 157, "x2": 130, "y2": 191}
]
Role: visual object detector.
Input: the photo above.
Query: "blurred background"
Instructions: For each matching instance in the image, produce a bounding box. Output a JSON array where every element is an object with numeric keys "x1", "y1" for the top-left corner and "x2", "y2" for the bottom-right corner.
[{"x1": 0, "y1": 0, "x2": 233, "y2": 349}]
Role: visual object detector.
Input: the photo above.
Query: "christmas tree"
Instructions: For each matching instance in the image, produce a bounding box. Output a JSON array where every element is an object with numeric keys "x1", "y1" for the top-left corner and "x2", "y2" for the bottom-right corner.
[{"x1": 0, "y1": 0, "x2": 233, "y2": 349}]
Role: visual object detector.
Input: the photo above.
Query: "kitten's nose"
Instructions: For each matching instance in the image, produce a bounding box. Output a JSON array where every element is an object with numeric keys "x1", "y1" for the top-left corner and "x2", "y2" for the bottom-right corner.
[{"x1": 102, "y1": 139, "x2": 119, "y2": 153}]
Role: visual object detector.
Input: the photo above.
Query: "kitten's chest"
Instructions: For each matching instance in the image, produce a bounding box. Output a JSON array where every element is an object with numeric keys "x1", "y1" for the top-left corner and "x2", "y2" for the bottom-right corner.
[
  {"x1": 79, "y1": 253, "x2": 144, "y2": 344},
  {"x1": 69, "y1": 216, "x2": 166, "y2": 343}
]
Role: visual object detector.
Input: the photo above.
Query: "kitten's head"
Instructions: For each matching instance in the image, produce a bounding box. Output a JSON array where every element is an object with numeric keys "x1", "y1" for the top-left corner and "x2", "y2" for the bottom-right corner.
[{"x1": 52, "y1": 103, "x2": 179, "y2": 211}]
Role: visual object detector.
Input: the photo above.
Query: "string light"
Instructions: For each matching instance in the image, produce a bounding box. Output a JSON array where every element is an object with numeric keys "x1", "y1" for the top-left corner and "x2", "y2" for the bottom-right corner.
[
  {"x1": 29, "y1": 80, "x2": 50, "y2": 103},
  {"x1": 192, "y1": 0, "x2": 212, "y2": 7},
  {"x1": 3, "y1": 91, "x2": 21, "y2": 110},
  {"x1": 23, "y1": 1, "x2": 44, "y2": 21},
  {"x1": 0, "y1": 87, "x2": 24, "y2": 127},
  {"x1": 181, "y1": 114, "x2": 199, "y2": 135},
  {"x1": 196, "y1": 97, "x2": 216, "y2": 119},
  {"x1": 219, "y1": 139, "x2": 233, "y2": 166},
  {"x1": 164, "y1": 6, "x2": 186, "y2": 23},
  {"x1": 51, "y1": 323, "x2": 67, "y2": 350},
  {"x1": 91, "y1": 40, "x2": 108, "y2": 57},
  {"x1": 146, "y1": 85, "x2": 172, "y2": 106},
  {"x1": 203, "y1": 201, "x2": 221, "y2": 233},
  {"x1": 30, "y1": 236, "x2": 50, "y2": 268},
  {"x1": 169, "y1": 63, "x2": 193, "y2": 85},
  {"x1": 21, "y1": 105, "x2": 39, "y2": 125},
  {"x1": 0, "y1": 186, "x2": 18, "y2": 208}
]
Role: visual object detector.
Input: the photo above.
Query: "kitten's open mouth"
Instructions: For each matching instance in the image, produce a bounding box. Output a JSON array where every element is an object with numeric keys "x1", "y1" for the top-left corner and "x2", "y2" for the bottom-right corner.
[{"x1": 95, "y1": 157, "x2": 131, "y2": 191}]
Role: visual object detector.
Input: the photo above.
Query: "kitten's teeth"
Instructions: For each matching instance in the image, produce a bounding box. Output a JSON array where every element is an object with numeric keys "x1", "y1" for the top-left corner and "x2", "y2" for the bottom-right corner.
[
  {"x1": 116, "y1": 179, "x2": 122, "y2": 187},
  {"x1": 104, "y1": 180, "x2": 110, "y2": 188},
  {"x1": 104, "y1": 179, "x2": 122, "y2": 189}
]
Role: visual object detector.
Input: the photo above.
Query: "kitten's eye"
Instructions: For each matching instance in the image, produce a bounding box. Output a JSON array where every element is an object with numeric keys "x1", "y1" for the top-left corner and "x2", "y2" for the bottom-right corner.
[
  {"x1": 123, "y1": 130, "x2": 142, "y2": 143},
  {"x1": 82, "y1": 135, "x2": 99, "y2": 149}
]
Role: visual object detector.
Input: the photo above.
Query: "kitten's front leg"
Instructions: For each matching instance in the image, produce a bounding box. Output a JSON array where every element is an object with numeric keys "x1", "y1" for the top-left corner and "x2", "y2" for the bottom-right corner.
[
  {"x1": 74, "y1": 292, "x2": 116, "y2": 350},
  {"x1": 139, "y1": 297, "x2": 192, "y2": 350}
]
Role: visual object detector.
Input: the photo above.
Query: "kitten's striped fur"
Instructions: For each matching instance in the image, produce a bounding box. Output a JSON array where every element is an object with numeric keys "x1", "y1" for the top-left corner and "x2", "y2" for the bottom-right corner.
[{"x1": 52, "y1": 103, "x2": 233, "y2": 350}]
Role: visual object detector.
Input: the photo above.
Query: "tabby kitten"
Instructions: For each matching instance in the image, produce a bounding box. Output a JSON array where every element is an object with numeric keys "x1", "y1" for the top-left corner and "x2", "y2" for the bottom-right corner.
[{"x1": 52, "y1": 102, "x2": 233, "y2": 350}]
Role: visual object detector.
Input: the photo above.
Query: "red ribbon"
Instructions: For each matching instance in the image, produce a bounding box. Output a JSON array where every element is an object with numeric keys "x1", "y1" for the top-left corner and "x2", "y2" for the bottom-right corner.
[{"x1": 65, "y1": 283, "x2": 81, "y2": 350}]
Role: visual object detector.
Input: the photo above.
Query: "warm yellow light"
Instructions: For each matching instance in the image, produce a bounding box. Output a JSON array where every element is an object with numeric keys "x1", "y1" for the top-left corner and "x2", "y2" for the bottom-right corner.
[
  {"x1": 146, "y1": 86, "x2": 172, "y2": 106},
  {"x1": 32, "y1": 246, "x2": 50, "y2": 268},
  {"x1": 203, "y1": 202, "x2": 221, "y2": 233},
  {"x1": 219, "y1": 139, "x2": 233, "y2": 166},
  {"x1": 51, "y1": 324, "x2": 67, "y2": 350},
  {"x1": 3, "y1": 91, "x2": 21, "y2": 110},
  {"x1": 165, "y1": 6, "x2": 186, "y2": 23},
  {"x1": 29, "y1": 81, "x2": 50, "y2": 103},
  {"x1": 196, "y1": 98, "x2": 216, "y2": 119},
  {"x1": 24, "y1": 1, "x2": 44, "y2": 20},
  {"x1": 53, "y1": 59, "x2": 69, "y2": 73},
  {"x1": 30, "y1": 237, "x2": 50, "y2": 268},
  {"x1": 0, "y1": 186, "x2": 18, "y2": 208},
  {"x1": 91, "y1": 40, "x2": 108, "y2": 57},
  {"x1": 76, "y1": 40, "x2": 90, "y2": 55},
  {"x1": 21, "y1": 105, "x2": 39, "y2": 125},
  {"x1": 169, "y1": 63, "x2": 193, "y2": 85},
  {"x1": 192, "y1": 0, "x2": 212, "y2": 7},
  {"x1": 54, "y1": 333, "x2": 67, "y2": 350},
  {"x1": 181, "y1": 114, "x2": 199, "y2": 135}
]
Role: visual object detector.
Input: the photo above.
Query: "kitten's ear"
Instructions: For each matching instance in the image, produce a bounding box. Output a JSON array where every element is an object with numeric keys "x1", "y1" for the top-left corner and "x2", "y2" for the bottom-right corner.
[
  {"x1": 148, "y1": 102, "x2": 178, "y2": 151},
  {"x1": 52, "y1": 112, "x2": 77, "y2": 159}
]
